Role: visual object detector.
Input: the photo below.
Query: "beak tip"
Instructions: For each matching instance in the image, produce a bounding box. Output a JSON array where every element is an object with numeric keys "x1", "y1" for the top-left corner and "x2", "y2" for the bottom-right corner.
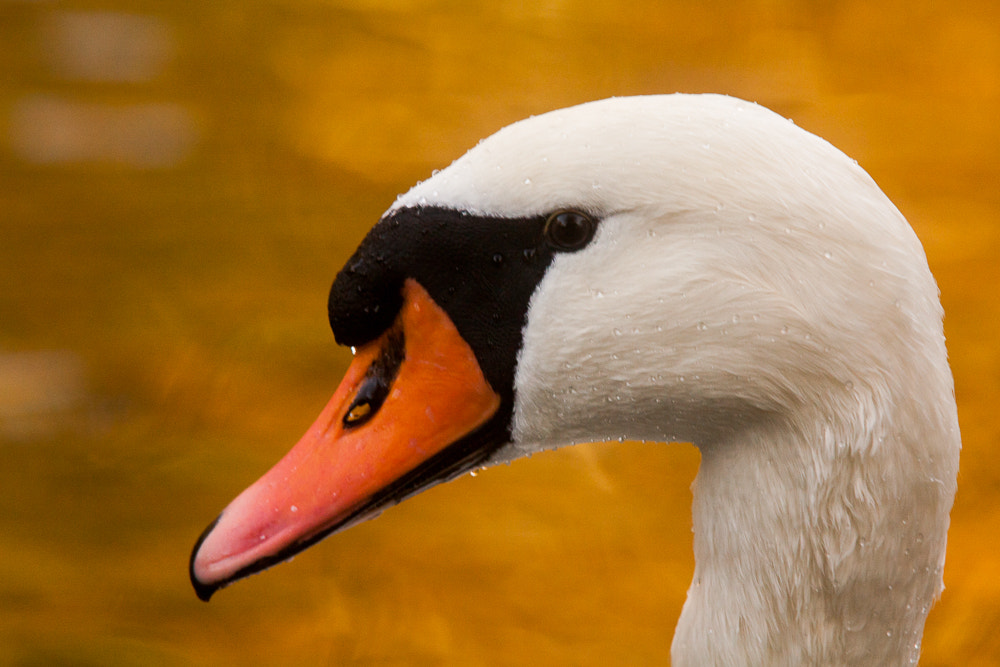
[
  {"x1": 192, "y1": 577, "x2": 218, "y2": 602},
  {"x1": 190, "y1": 515, "x2": 222, "y2": 602}
]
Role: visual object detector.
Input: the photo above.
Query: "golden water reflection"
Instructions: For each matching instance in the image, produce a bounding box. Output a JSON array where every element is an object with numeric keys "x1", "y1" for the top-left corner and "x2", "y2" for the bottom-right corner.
[{"x1": 1, "y1": 1, "x2": 998, "y2": 664}]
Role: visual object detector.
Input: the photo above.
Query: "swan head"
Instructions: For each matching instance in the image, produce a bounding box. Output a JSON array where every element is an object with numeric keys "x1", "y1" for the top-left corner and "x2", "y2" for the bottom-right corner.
[{"x1": 190, "y1": 95, "x2": 958, "y2": 661}]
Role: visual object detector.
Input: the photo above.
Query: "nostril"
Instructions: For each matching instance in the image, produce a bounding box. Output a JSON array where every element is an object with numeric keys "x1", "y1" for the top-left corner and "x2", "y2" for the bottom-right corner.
[
  {"x1": 344, "y1": 400, "x2": 373, "y2": 425},
  {"x1": 342, "y1": 328, "x2": 405, "y2": 429}
]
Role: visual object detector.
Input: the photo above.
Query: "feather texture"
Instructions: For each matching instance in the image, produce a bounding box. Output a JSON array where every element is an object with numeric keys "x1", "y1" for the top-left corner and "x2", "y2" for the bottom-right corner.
[{"x1": 398, "y1": 95, "x2": 960, "y2": 665}]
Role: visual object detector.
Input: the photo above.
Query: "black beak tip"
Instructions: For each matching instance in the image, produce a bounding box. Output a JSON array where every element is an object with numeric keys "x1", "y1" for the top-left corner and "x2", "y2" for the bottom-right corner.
[{"x1": 190, "y1": 515, "x2": 222, "y2": 602}]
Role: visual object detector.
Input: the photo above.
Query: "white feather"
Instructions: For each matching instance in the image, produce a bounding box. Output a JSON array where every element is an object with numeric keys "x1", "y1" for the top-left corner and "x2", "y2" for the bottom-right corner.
[{"x1": 399, "y1": 95, "x2": 960, "y2": 666}]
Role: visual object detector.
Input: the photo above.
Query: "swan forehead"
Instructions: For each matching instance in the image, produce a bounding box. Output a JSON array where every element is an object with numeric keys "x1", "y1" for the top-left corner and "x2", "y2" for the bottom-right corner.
[{"x1": 391, "y1": 94, "x2": 844, "y2": 219}]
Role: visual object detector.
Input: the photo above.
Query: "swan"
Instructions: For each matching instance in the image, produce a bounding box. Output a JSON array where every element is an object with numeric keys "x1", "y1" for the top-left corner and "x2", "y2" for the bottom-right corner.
[{"x1": 190, "y1": 94, "x2": 960, "y2": 665}]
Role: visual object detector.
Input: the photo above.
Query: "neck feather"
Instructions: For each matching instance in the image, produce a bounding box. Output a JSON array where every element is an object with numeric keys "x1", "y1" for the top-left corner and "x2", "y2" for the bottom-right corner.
[{"x1": 671, "y1": 393, "x2": 956, "y2": 666}]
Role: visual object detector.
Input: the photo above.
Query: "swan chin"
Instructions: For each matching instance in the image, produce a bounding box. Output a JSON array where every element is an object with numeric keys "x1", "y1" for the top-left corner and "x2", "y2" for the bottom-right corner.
[{"x1": 191, "y1": 94, "x2": 960, "y2": 665}]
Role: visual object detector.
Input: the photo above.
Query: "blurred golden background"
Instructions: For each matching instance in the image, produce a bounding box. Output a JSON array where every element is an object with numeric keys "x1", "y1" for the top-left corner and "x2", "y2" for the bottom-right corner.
[{"x1": 1, "y1": 1, "x2": 997, "y2": 664}]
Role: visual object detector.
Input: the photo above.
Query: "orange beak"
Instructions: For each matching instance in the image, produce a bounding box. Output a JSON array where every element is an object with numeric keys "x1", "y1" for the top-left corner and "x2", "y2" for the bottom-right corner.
[{"x1": 190, "y1": 279, "x2": 502, "y2": 600}]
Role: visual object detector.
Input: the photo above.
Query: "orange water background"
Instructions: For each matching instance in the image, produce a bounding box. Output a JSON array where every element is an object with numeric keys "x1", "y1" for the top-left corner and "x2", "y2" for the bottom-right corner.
[{"x1": 1, "y1": 1, "x2": 998, "y2": 664}]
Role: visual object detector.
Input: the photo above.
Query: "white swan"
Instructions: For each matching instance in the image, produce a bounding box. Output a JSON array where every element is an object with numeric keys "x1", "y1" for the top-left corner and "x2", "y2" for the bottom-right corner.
[{"x1": 190, "y1": 94, "x2": 960, "y2": 665}]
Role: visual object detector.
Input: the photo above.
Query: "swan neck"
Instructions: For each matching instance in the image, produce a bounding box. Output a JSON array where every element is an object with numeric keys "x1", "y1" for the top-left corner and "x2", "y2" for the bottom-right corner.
[{"x1": 671, "y1": 407, "x2": 951, "y2": 666}]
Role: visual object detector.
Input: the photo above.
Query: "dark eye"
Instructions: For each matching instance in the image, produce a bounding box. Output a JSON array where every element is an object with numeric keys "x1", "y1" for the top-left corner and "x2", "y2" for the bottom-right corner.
[{"x1": 544, "y1": 210, "x2": 596, "y2": 251}]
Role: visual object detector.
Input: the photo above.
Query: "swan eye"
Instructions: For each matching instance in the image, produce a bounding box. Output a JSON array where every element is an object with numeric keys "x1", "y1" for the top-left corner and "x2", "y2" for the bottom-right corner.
[{"x1": 544, "y1": 210, "x2": 596, "y2": 251}]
